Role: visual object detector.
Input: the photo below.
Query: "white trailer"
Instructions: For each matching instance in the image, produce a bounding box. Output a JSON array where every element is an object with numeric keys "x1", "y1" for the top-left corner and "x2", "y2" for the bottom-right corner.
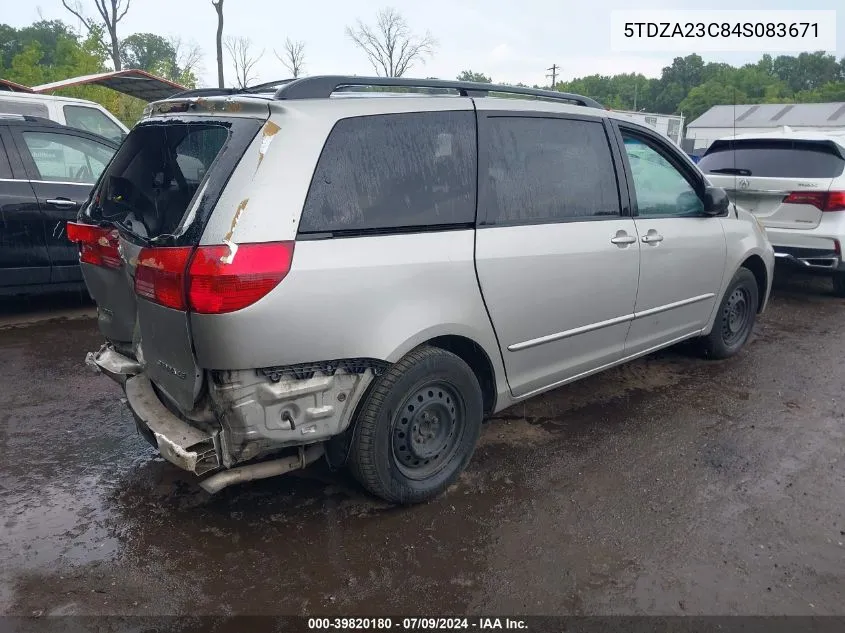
[{"x1": 612, "y1": 110, "x2": 685, "y2": 145}]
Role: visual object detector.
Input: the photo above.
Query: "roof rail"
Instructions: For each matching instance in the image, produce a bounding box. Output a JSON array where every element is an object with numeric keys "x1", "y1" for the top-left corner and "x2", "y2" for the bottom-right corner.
[
  {"x1": 272, "y1": 76, "x2": 604, "y2": 109},
  {"x1": 168, "y1": 87, "x2": 241, "y2": 99},
  {"x1": 243, "y1": 78, "x2": 295, "y2": 93},
  {"x1": 168, "y1": 79, "x2": 296, "y2": 100}
]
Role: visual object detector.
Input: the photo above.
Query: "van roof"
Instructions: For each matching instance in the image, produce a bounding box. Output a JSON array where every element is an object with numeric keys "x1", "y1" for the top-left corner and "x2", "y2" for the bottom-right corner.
[{"x1": 0, "y1": 91, "x2": 111, "y2": 107}]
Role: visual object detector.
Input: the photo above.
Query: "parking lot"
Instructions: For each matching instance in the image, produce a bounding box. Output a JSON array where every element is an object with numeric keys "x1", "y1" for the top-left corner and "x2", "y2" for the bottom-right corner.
[{"x1": 2, "y1": 270, "x2": 844, "y2": 617}]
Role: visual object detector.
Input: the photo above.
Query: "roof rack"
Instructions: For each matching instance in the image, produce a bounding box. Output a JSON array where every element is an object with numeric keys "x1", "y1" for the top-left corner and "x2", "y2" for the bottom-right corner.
[
  {"x1": 169, "y1": 79, "x2": 297, "y2": 100},
  {"x1": 272, "y1": 76, "x2": 604, "y2": 109},
  {"x1": 168, "y1": 87, "x2": 242, "y2": 99}
]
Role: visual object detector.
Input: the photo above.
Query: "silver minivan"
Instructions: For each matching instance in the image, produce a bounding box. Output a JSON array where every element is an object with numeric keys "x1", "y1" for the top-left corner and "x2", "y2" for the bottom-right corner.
[{"x1": 72, "y1": 76, "x2": 775, "y2": 503}]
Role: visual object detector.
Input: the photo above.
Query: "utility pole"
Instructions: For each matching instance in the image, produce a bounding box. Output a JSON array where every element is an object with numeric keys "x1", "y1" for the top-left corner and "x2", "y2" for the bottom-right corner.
[
  {"x1": 633, "y1": 82, "x2": 637, "y2": 111},
  {"x1": 546, "y1": 64, "x2": 559, "y2": 88}
]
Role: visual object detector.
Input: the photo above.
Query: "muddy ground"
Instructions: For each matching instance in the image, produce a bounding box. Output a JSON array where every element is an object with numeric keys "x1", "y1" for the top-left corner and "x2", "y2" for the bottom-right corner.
[{"x1": 2, "y1": 272, "x2": 844, "y2": 617}]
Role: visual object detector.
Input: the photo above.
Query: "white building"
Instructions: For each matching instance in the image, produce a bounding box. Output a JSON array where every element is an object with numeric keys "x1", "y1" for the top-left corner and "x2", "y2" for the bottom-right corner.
[
  {"x1": 613, "y1": 110, "x2": 685, "y2": 145},
  {"x1": 685, "y1": 102, "x2": 845, "y2": 154}
]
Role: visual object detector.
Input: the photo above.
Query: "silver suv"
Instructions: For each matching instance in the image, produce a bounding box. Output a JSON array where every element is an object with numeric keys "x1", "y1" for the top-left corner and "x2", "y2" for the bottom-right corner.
[{"x1": 72, "y1": 76, "x2": 775, "y2": 503}]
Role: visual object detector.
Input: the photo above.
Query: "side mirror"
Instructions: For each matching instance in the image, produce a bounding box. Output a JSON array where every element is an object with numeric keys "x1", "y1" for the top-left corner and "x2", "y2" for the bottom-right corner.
[{"x1": 702, "y1": 186, "x2": 730, "y2": 216}]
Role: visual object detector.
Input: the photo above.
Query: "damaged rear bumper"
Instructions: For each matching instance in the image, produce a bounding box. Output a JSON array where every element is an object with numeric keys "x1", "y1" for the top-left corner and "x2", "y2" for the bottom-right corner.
[
  {"x1": 85, "y1": 344, "x2": 348, "y2": 491},
  {"x1": 87, "y1": 343, "x2": 224, "y2": 477},
  {"x1": 124, "y1": 374, "x2": 222, "y2": 475}
]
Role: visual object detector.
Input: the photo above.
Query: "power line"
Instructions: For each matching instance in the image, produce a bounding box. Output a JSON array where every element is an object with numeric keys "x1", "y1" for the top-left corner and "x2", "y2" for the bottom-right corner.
[{"x1": 546, "y1": 64, "x2": 559, "y2": 88}]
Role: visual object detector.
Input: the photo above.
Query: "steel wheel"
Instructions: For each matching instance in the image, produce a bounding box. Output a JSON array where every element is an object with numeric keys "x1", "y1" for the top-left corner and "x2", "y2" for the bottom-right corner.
[
  {"x1": 348, "y1": 345, "x2": 483, "y2": 504},
  {"x1": 694, "y1": 267, "x2": 759, "y2": 360},
  {"x1": 391, "y1": 382, "x2": 465, "y2": 480},
  {"x1": 721, "y1": 286, "x2": 752, "y2": 347}
]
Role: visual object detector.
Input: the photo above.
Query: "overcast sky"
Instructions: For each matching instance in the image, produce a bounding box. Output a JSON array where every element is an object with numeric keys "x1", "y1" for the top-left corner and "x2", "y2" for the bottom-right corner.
[{"x1": 6, "y1": 0, "x2": 845, "y2": 88}]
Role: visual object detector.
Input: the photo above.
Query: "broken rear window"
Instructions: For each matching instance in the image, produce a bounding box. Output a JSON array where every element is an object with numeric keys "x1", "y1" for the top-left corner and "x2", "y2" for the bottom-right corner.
[{"x1": 90, "y1": 121, "x2": 234, "y2": 240}]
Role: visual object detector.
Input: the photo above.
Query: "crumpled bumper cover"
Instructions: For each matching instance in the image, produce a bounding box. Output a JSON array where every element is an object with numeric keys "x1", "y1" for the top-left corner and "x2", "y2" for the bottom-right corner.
[
  {"x1": 123, "y1": 375, "x2": 221, "y2": 476},
  {"x1": 87, "y1": 344, "x2": 221, "y2": 476}
]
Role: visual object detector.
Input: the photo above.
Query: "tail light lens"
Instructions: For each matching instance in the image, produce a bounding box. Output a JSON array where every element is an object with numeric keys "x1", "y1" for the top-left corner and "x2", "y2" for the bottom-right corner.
[
  {"x1": 187, "y1": 242, "x2": 295, "y2": 314},
  {"x1": 783, "y1": 191, "x2": 845, "y2": 212},
  {"x1": 134, "y1": 246, "x2": 193, "y2": 310},
  {"x1": 133, "y1": 242, "x2": 295, "y2": 314},
  {"x1": 66, "y1": 221, "x2": 122, "y2": 269}
]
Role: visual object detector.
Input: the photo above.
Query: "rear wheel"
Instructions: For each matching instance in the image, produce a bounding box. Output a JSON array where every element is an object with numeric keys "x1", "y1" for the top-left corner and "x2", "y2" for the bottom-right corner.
[
  {"x1": 695, "y1": 267, "x2": 759, "y2": 360},
  {"x1": 348, "y1": 345, "x2": 483, "y2": 504},
  {"x1": 832, "y1": 272, "x2": 845, "y2": 297}
]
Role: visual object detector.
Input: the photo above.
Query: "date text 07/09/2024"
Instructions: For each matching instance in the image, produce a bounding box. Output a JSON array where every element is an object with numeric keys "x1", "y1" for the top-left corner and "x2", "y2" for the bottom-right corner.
[{"x1": 307, "y1": 618, "x2": 529, "y2": 630}]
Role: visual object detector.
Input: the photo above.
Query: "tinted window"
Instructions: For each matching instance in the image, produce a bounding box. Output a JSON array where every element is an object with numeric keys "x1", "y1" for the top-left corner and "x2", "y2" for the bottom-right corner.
[
  {"x1": 0, "y1": 100, "x2": 48, "y2": 118},
  {"x1": 63, "y1": 105, "x2": 125, "y2": 143},
  {"x1": 21, "y1": 131, "x2": 115, "y2": 183},
  {"x1": 0, "y1": 136, "x2": 12, "y2": 179},
  {"x1": 698, "y1": 140, "x2": 845, "y2": 178},
  {"x1": 623, "y1": 135, "x2": 703, "y2": 217},
  {"x1": 299, "y1": 111, "x2": 476, "y2": 233},
  {"x1": 483, "y1": 117, "x2": 620, "y2": 225}
]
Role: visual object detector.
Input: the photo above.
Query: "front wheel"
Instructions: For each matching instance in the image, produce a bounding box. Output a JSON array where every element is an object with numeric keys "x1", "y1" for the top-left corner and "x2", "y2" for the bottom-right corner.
[
  {"x1": 348, "y1": 345, "x2": 483, "y2": 504},
  {"x1": 694, "y1": 267, "x2": 759, "y2": 360}
]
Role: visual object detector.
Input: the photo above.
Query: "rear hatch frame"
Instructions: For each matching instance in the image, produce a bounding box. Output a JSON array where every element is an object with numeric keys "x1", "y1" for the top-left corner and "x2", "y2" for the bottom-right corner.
[{"x1": 76, "y1": 104, "x2": 269, "y2": 412}]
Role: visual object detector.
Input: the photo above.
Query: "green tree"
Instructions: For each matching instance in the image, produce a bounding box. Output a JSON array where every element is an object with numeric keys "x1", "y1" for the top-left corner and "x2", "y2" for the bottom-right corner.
[
  {"x1": 678, "y1": 80, "x2": 748, "y2": 121},
  {"x1": 120, "y1": 33, "x2": 177, "y2": 75},
  {"x1": 457, "y1": 70, "x2": 491, "y2": 83},
  {"x1": 774, "y1": 52, "x2": 841, "y2": 92},
  {"x1": 8, "y1": 42, "x2": 46, "y2": 86}
]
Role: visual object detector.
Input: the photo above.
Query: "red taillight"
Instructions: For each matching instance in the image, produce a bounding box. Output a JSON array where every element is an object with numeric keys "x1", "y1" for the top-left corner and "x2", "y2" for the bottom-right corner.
[
  {"x1": 133, "y1": 242, "x2": 295, "y2": 314},
  {"x1": 783, "y1": 191, "x2": 845, "y2": 212},
  {"x1": 134, "y1": 246, "x2": 193, "y2": 310},
  {"x1": 826, "y1": 191, "x2": 845, "y2": 211},
  {"x1": 188, "y1": 242, "x2": 295, "y2": 314},
  {"x1": 66, "y1": 221, "x2": 122, "y2": 269}
]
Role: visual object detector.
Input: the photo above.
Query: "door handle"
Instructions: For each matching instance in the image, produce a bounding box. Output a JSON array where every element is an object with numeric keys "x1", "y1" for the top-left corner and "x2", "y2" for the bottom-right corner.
[
  {"x1": 610, "y1": 232, "x2": 637, "y2": 245},
  {"x1": 641, "y1": 232, "x2": 664, "y2": 244},
  {"x1": 46, "y1": 198, "x2": 79, "y2": 209}
]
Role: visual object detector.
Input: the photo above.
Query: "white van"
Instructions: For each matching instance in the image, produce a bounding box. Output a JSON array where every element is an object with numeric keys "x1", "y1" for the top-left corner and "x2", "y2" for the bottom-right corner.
[{"x1": 0, "y1": 92, "x2": 128, "y2": 143}]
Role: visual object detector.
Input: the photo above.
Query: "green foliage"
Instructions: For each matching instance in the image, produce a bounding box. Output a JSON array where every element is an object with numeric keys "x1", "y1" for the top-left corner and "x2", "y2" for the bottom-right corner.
[
  {"x1": 120, "y1": 33, "x2": 176, "y2": 75},
  {"x1": 554, "y1": 51, "x2": 845, "y2": 122},
  {"x1": 457, "y1": 70, "x2": 492, "y2": 84}
]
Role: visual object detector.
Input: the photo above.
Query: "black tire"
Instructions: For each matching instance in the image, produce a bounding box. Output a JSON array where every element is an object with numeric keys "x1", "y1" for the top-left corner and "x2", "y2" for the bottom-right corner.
[
  {"x1": 348, "y1": 345, "x2": 483, "y2": 504},
  {"x1": 832, "y1": 272, "x2": 845, "y2": 298},
  {"x1": 695, "y1": 267, "x2": 759, "y2": 360}
]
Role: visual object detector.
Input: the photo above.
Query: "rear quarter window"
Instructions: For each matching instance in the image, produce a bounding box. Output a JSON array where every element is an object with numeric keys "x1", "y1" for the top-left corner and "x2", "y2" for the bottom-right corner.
[
  {"x1": 299, "y1": 111, "x2": 477, "y2": 234},
  {"x1": 699, "y1": 140, "x2": 845, "y2": 179}
]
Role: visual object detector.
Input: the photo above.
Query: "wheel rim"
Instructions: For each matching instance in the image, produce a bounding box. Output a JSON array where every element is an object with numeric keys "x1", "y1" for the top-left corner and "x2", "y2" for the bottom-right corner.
[
  {"x1": 391, "y1": 382, "x2": 465, "y2": 480},
  {"x1": 721, "y1": 286, "x2": 752, "y2": 347}
]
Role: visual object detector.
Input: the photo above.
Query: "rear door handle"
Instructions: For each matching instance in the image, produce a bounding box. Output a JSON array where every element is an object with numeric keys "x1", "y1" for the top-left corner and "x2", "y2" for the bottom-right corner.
[
  {"x1": 610, "y1": 232, "x2": 637, "y2": 245},
  {"x1": 46, "y1": 198, "x2": 79, "y2": 209},
  {"x1": 641, "y1": 233, "x2": 664, "y2": 244}
]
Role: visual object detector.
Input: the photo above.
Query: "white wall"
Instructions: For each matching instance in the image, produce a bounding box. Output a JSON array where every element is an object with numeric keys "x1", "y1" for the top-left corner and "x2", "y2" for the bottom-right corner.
[{"x1": 686, "y1": 125, "x2": 845, "y2": 151}]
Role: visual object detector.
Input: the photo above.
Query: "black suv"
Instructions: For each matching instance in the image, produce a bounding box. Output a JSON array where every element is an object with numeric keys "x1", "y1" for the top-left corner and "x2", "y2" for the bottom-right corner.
[{"x1": 0, "y1": 114, "x2": 118, "y2": 296}]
